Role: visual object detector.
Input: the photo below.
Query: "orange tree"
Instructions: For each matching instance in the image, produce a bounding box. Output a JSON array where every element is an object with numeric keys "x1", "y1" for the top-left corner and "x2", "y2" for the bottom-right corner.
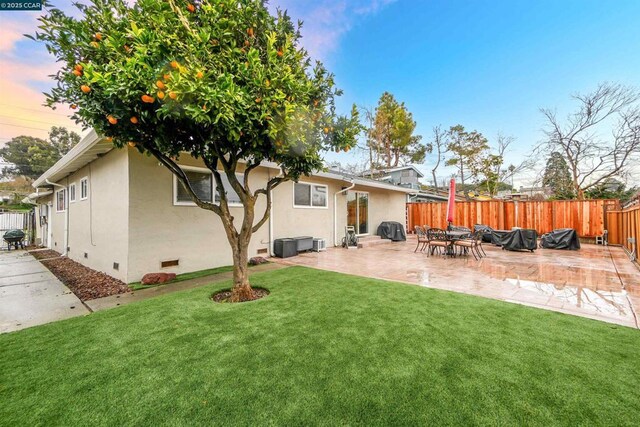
[{"x1": 35, "y1": 0, "x2": 360, "y2": 301}]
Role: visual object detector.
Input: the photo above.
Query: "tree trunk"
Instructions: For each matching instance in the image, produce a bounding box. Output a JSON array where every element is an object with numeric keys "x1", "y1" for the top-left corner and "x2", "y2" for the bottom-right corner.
[{"x1": 230, "y1": 236, "x2": 253, "y2": 302}]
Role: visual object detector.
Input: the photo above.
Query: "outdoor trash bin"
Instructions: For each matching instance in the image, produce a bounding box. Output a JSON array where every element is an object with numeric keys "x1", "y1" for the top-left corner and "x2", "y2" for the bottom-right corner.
[{"x1": 274, "y1": 238, "x2": 297, "y2": 258}]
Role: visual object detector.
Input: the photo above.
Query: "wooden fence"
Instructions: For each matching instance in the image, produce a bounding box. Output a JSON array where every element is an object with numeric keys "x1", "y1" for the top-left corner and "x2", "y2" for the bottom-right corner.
[
  {"x1": 606, "y1": 205, "x2": 639, "y2": 261},
  {"x1": 406, "y1": 199, "x2": 620, "y2": 238}
]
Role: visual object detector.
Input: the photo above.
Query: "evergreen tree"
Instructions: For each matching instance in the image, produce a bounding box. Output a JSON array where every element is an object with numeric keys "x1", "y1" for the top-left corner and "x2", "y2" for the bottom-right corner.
[{"x1": 542, "y1": 152, "x2": 575, "y2": 199}]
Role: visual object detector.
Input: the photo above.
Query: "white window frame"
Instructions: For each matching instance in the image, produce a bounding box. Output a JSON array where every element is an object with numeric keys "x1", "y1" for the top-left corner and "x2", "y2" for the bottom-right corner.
[
  {"x1": 293, "y1": 182, "x2": 329, "y2": 209},
  {"x1": 68, "y1": 183, "x2": 77, "y2": 203},
  {"x1": 55, "y1": 189, "x2": 66, "y2": 212},
  {"x1": 80, "y1": 177, "x2": 89, "y2": 200},
  {"x1": 172, "y1": 166, "x2": 243, "y2": 207}
]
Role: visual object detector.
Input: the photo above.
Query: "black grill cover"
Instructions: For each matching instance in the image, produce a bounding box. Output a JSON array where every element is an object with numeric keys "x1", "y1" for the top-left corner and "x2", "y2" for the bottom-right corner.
[
  {"x1": 474, "y1": 224, "x2": 494, "y2": 243},
  {"x1": 540, "y1": 228, "x2": 581, "y2": 250},
  {"x1": 377, "y1": 221, "x2": 406, "y2": 241},
  {"x1": 493, "y1": 229, "x2": 538, "y2": 252}
]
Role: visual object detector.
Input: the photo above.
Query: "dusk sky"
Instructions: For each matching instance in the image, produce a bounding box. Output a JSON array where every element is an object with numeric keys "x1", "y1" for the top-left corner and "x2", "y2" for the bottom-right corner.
[{"x1": 1, "y1": 0, "x2": 639, "y2": 185}]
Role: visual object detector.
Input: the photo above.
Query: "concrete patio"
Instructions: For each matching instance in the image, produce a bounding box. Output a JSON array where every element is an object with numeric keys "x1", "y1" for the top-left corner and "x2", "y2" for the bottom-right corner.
[
  {"x1": 276, "y1": 237, "x2": 640, "y2": 328},
  {"x1": 0, "y1": 251, "x2": 89, "y2": 333}
]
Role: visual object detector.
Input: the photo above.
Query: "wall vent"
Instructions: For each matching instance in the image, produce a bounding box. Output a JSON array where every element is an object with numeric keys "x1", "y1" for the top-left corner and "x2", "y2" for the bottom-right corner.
[
  {"x1": 84, "y1": 252, "x2": 88, "y2": 259},
  {"x1": 161, "y1": 259, "x2": 179, "y2": 268},
  {"x1": 113, "y1": 262, "x2": 119, "y2": 270},
  {"x1": 257, "y1": 248, "x2": 268, "y2": 254}
]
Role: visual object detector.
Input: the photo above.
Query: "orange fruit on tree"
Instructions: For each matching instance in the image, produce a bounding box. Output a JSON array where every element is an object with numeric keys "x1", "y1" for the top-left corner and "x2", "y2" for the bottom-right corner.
[
  {"x1": 80, "y1": 84, "x2": 91, "y2": 93},
  {"x1": 313, "y1": 100, "x2": 318, "y2": 107},
  {"x1": 70, "y1": 104, "x2": 77, "y2": 110},
  {"x1": 72, "y1": 69, "x2": 82, "y2": 77},
  {"x1": 141, "y1": 94, "x2": 155, "y2": 103},
  {"x1": 247, "y1": 28, "x2": 254, "y2": 37},
  {"x1": 196, "y1": 71, "x2": 204, "y2": 79},
  {"x1": 90, "y1": 41, "x2": 99, "y2": 48},
  {"x1": 156, "y1": 80, "x2": 166, "y2": 90},
  {"x1": 107, "y1": 115, "x2": 117, "y2": 125},
  {"x1": 74, "y1": 64, "x2": 83, "y2": 72},
  {"x1": 255, "y1": 97, "x2": 262, "y2": 103},
  {"x1": 157, "y1": 91, "x2": 165, "y2": 99},
  {"x1": 323, "y1": 127, "x2": 329, "y2": 134},
  {"x1": 169, "y1": 91, "x2": 177, "y2": 100},
  {"x1": 163, "y1": 73, "x2": 171, "y2": 80},
  {"x1": 265, "y1": 79, "x2": 270, "y2": 87},
  {"x1": 244, "y1": 40, "x2": 250, "y2": 47},
  {"x1": 95, "y1": 32, "x2": 102, "y2": 40},
  {"x1": 130, "y1": 116, "x2": 138, "y2": 124},
  {"x1": 186, "y1": 3, "x2": 195, "y2": 13},
  {"x1": 170, "y1": 60, "x2": 179, "y2": 69},
  {"x1": 277, "y1": 50, "x2": 283, "y2": 57}
]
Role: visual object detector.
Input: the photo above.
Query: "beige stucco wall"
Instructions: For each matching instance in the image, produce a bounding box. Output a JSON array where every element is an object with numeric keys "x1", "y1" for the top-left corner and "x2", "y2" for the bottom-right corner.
[
  {"x1": 49, "y1": 148, "x2": 130, "y2": 281},
  {"x1": 126, "y1": 149, "x2": 271, "y2": 282},
  {"x1": 272, "y1": 177, "x2": 408, "y2": 248}
]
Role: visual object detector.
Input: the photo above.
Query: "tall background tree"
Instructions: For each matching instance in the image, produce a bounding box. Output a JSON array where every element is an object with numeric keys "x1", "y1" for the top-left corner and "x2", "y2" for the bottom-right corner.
[
  {"x1": 0, "y1": 126, "x2": 80, "y2": 179},
  {"x1": 538, "y1": 82, "x2": 640, "y2": 199},
  {"x1": 428, "y1": 125, "x2": 448, "y2": 191},
  {"x1": 445, "y1": 125, "x2": 489, "y2": 199},
  {"x1": 542, "y1": 151, "x2": 575, "y2": 199},
  {"x1": 36, "y1": 0, "x2": 360, "y2": 302},
  {"x1": 367, "y1": 92, "x2": 426, "y2": 169}
]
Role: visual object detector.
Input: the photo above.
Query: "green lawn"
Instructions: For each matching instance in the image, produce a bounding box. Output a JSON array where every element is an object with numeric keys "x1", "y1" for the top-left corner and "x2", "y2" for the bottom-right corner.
[{"x1": 1, "y1": 267, "x2": 639, "y2": 426}]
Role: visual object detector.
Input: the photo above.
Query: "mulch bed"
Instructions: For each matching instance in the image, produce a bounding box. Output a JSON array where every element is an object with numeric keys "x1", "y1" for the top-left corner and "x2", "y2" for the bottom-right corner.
[
  {"x1": 212, "y1": 287, "x2": 269, "y2": 303},
  {"x1": 28, "y1": 249, "x2": 62, "y2": 260},
  {"x1": 29, "y1": 251, "x2": 130, "y2": 301}
]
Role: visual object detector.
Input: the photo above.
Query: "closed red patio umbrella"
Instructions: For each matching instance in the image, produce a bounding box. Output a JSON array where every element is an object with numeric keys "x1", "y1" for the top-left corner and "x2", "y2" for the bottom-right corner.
[{"x1": 446, "y1": 178, "x2": 456, "y2": 228}]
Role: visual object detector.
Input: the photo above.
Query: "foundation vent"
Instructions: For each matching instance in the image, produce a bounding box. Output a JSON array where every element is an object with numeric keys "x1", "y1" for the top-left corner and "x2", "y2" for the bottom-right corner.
[
  {"x1": 161, "y1": 259, "x2": 179, "y2": 268},
  {"x1": 257, "y1": 248, "x2": 268, "y2": 255},
  {"x1": 84, "y1": 252, "x2": 88, "y2": 259},
  {"x1": 113, "y1": 262, "x2": 119, "y2": 270}
]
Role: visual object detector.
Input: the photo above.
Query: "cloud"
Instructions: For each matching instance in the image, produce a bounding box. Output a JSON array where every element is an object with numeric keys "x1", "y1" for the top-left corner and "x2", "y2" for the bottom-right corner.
[{"x1": 272, "y1": 0, "x2": 397, "y2": 60}]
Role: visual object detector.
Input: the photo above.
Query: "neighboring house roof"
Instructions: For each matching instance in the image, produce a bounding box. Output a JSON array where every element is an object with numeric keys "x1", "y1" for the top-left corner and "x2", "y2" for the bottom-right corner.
[
  {"x1": 32, "y1": 130, "x2": 414, "y2": 194},
  {"x1": 360, "y1": 165, "x2": 424, "y2": 178}
]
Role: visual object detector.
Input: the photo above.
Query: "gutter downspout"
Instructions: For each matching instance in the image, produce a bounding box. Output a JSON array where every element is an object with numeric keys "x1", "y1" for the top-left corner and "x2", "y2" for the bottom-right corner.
[
  {"x1": 267, "y1": 168, "x2": 285, "y2": 256},
  {"x1": 46, "y1": 179, "x2": 68, "y2": 256},
  {"x1": 334, "y1": 180, "x2": 355, "y2": 246}
]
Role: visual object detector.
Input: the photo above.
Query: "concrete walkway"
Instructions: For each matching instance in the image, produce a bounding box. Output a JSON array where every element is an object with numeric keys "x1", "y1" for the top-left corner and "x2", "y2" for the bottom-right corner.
[
  {"x1": 86, "y1": 262, "x2": 285, "y2": 312},
  {"x1": 0, "y1": 250, "x2": 89, "y2": 333}
]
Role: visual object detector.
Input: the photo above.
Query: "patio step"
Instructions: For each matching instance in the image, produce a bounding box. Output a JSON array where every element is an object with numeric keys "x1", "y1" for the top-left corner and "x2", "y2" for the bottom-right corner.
[{"x1": 357, "y1": 235, "x2": 391, "y2": 249}]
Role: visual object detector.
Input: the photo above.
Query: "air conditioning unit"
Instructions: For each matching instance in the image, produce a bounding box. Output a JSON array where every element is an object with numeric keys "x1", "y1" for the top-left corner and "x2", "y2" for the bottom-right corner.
[{"x1": 313, "y1": 238, "x2": 327, "y2": 252}]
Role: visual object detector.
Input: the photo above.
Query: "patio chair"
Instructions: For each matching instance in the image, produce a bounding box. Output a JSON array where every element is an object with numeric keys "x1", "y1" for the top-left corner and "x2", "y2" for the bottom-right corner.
[
  {"x1": 426, "y1": 228, "x2": 451, "y2": 256},
  {"x1": 414, "y1": 226, "x2": 429, "y2": 252},
  {"x1": 453, "y1": 229, "x2": 484, "y2": 260},
  {"x1": 595, "y1": 230, "x2": 608, "y2": 246}
]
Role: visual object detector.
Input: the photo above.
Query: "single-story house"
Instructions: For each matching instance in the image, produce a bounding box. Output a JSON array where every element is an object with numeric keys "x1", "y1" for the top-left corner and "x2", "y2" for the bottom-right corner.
[{"x1": 28, "y1": 130, "x2": 413, "y2": 283}]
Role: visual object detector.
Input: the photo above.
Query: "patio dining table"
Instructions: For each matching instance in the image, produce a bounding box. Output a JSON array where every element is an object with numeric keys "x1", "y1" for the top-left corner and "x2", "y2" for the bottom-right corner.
[{"x1": 443, "y1": 230, "x2": 471, "y2": 256}]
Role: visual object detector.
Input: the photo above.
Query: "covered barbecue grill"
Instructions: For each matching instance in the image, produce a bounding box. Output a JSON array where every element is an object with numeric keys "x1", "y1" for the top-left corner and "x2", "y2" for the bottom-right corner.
[
  {"x1": 540, "y1": 228, "x2": 581, "y2": 250},
  {"x1": 3, "y1": 229, "x2": 26, "y2": 251}
]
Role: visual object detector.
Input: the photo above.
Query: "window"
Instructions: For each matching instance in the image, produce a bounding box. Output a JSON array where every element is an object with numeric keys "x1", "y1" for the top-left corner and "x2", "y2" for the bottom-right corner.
[
  {"x1": 214, "y1": 174, "x2": 242, "y2": 205},
  {"x1": 293, "y1": 182, "x2": 328, "y2": 208},
  {"x1": 80, "y1": 177, "x2": 89, "y2": 200},
  {"x1": 173, "y1": 167, "x2": 242, "y2": 206},
  {"x1": 69, "y1": 183, "x2": 76, "y2": 203},
  {"x1": 56, "y1": 189, "x2": 66, "y2": 212},
  {"x1": 175, "y1": 169, "x2": 213, "y2": 204}
]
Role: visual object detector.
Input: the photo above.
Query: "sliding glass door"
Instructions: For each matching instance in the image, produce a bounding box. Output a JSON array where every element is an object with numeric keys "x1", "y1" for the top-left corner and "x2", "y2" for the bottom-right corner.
[{"x1": 347, "y1": 191, "x2": 369, "y2": 235}]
